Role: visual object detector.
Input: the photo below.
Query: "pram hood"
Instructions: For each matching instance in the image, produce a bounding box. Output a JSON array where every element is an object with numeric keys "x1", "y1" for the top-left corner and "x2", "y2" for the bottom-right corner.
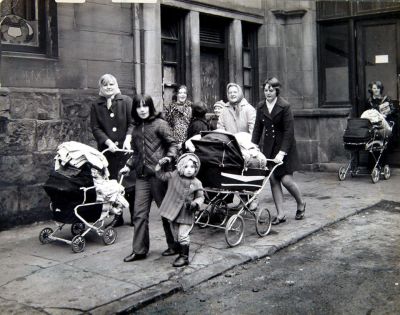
[{"x1": 191, "y1": 130, "x2": 245, "y2": 169}]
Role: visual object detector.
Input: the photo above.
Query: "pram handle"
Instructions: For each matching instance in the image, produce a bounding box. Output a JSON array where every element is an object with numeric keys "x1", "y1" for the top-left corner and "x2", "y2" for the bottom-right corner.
[
  {"x1": 266, "y1": 158, "x2": 284, "y2": 166},
  {"x1": 101, "y1": 148, "x2": 134, "y2": 154}
]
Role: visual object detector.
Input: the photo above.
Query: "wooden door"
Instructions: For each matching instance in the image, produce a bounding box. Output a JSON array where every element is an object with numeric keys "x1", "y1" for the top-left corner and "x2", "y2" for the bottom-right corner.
[
  {"x1": 357, "y1": 19, "x2": 400, "y2": 166},
  {"x1": 200, "y1": 47, "x2": 225, "y2": 112}
]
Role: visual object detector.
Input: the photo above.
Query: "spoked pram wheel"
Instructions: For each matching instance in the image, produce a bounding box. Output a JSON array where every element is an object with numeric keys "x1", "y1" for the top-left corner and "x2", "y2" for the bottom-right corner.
[
  {"x1": 102, "y1": 227, "x2": 117, "y2": 245},
  {"x1": 39, "y1": 227, "x2": 54, "y2": 244},
  {"x1": 225, "y1": 214, "x2": 245, "y2": 247},
  {"x1": 255, "y1": 208, "x2": 272, "y2": 237},
  {"x1": 338, "y1": 166, "x2": 347, "y2": 181},
  {"x1": 71, "y1": 235, "x2": 86, "y2": 253},
  {"x1": 210, "y1": 199, "x2": 228, "y2": 226},
  {"x1": 71, "y1": 222, "x2": 85, "y2": 236},
  {"x1": 371, "y1": 167, "x2": 380, "y2": 184},
  {"x1": 383, "y1": 165, "x2": 391, "y2": 180}
]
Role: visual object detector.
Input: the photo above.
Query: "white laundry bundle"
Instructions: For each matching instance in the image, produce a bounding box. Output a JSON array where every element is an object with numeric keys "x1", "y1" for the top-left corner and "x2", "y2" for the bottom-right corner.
[
  {"x1": 234, "y1": 132, "x2": 267, "y2": 169},
  {"x1": 360, "y1": 109, "x2": 392, "y2": 138},
  {"x1": 92, "y1": 171, "x2": 128, "y2": 216}
]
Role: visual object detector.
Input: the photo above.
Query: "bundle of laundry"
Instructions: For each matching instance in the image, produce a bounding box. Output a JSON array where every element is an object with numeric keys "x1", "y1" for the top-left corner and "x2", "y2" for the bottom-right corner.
[
  {"x1": 92, "y1": 169, "x2": 129, "y2": 216},
  {"x1": 234, "y1": 132, "x2": 267, "y2": 169},
  {"x1": 55, "y1": 141, "x2": 109, "y2": 178},
  {"x1": 360, "y1": 109, "x2": 392, "y2": 138}
]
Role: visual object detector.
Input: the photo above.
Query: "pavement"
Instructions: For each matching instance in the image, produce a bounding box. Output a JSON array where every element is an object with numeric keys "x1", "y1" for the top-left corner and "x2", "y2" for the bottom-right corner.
[{"x1": 1, "y1": 170, "x2": 400, "y2": 314}]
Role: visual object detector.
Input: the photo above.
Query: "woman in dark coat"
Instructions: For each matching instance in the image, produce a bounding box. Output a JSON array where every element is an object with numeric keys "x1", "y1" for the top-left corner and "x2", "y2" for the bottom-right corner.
[
  {"x1": 251, "y1": 77, "x2": 306, "y2": 224},
  {"x1": 90, "y1": 73, "x2": 135, "y2": 226},
  {"x1": 119, "y1": 94, "x2": 179, "y2": 262}
]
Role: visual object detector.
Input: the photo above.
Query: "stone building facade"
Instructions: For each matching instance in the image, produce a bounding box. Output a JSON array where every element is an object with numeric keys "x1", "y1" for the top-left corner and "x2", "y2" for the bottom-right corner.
[{"x1": 1, "y1": 0, "x2": 399, "y2": 229}]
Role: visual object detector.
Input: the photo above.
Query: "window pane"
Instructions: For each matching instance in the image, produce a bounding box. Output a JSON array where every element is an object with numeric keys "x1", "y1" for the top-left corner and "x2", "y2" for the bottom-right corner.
[
  {"x1": 163, "y1": 66, "x2": 176, "y2": 85},
  {"x1": 243, "y1": 51, "x2": 251, "y2": 68},
  {"x1": 244, "y1": 87, "x2": 251, "y2": 102},
  {"x1": 244, "y1": 69, "x2": 252, "y2": 86},
  {"x1": 162, "y1": 42, "x2": 177, "y2": 62},
  {"x1": 321, "y1": 23, "x2": 349, "y2": 103},
  {"x1": 1, "y1": 0, "x2": 39, "y2": 46}
]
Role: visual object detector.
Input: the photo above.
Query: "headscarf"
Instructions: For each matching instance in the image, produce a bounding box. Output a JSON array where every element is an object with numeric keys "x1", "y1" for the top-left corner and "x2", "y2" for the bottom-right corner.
[
  {"x1": 98, "y1": 74, "x2": 121, "y2": 109},
  {"x1": 213, "y1": 100, "x2": 225, "y2": 110},
  {"x1": 226, "y1": 83, "x2": 244, "y2": 106}
]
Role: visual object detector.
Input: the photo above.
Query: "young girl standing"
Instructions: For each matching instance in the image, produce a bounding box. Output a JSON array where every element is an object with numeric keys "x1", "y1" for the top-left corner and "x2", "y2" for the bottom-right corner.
[{"x1": 155, "y1": 153, "x2": 204, "y2": 267}]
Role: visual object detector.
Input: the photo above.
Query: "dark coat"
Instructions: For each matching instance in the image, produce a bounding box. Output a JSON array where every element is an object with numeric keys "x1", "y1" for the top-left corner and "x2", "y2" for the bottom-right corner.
[
  {"x1": 126, "y1": 115, "x2": 178, "y2": 177},
  {"x1": 90, "y1": 94, "x2": 134, "y2": 182},
  {"x1": 251, "y1": 97, "x2": 300, "y2": 177},
  {"x1": 186, "y1": 118, "x2": 209, "y2": 140}
]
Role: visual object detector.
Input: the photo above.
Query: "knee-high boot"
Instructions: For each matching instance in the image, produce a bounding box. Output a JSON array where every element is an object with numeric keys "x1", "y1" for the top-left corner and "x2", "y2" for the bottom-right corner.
[{"x1": 172, "y1": 244, "x2": 189, "y2": 267}]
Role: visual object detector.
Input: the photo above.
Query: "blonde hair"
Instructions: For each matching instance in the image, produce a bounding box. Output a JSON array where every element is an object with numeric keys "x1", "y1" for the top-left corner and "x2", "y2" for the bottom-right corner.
[{"x1": 177, "y1": 155, "x2": 199, "y2": 176}]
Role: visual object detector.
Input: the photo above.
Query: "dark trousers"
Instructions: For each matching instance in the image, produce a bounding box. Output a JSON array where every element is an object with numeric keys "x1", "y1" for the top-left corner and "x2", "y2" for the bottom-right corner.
[{"x1": 131, "y1": 176, "x2": 175, "y2": 255}]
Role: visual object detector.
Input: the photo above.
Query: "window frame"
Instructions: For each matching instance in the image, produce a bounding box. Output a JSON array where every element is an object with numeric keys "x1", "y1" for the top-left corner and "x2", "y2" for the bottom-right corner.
[
  {"x1": 242, "y1": 22, "x2": 259, "y2": 106},
  {"x1": 317, "y1": 20, "x2": 354, "y2": 108}
]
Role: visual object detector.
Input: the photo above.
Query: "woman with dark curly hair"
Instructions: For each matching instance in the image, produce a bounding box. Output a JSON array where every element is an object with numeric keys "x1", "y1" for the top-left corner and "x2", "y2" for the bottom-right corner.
[{"x1": 163, "y1": 85, "x2": 192, "y2": 148}]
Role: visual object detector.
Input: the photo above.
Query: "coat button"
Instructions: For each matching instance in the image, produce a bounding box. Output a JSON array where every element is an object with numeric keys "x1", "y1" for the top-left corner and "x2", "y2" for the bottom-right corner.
[
  {"x1": 271, "y1": 124, "x2": 274, "y2": 127},
  {"x1": 115, "y1": 141, "x2": 119, "y2": 146},
  {"x1": 112, "y1": 127, "x2": 117, "y2": 132},
  {"x1": 110, "y1": 113, "x2": 115, "y2": 118}
]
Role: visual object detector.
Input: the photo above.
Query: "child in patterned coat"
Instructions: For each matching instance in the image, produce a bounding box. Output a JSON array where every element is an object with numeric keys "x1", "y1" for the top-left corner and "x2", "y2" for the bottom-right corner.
[{"x1": 155, "y1": 153, "x2": 204, "y2": 267}]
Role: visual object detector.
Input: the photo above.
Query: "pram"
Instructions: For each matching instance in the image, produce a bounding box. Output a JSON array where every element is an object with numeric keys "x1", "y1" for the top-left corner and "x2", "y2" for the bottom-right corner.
[
  {"x1": 191, "y1": 131, "x2": 282, "y2": 247},
  {"x1": 338, "y1": 118, "x2": 394, "y2": 183},
  {"x1": 39, "y1": 141, "x2": 132, "y2": 253}
]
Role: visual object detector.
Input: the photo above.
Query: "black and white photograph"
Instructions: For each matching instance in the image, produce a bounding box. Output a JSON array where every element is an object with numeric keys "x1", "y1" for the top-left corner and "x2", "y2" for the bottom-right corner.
[{"x1": 0, "y1": 0, "x2": 400, "y2": 314}]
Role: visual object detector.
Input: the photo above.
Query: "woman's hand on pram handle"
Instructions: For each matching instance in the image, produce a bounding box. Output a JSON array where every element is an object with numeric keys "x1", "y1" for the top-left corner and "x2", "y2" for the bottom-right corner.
[
  {"x1": 119, "y1": 166, "x2": 131, "y2": 176},
  {"x1": 158, "y1": 157, "x2": 172, "y2": 166},
  {"x1": 105, "y1": 139, "x2": 118, "y2": 152},
  {"x1": 272, "y1": 151, "x2": 286, "y2": 164},
  {"x1": 123, "y1": 135, "x2": 132, "y2": 151}
]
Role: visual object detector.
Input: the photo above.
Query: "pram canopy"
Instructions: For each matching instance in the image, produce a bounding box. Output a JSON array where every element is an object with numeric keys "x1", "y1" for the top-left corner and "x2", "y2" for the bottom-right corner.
[
  {"x1": 192, "y1": 131, "x2": 269, "y2": 191},
  {"x1": 343, "y1": 118, "x2": 374, "y2": 150}
]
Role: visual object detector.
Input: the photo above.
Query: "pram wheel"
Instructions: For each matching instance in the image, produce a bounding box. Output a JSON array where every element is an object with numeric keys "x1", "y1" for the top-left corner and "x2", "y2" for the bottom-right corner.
[
  {"x1": 383, "y1": 165, "x2": 391, "y2": 180},
  {"x1": 71, "y1": 235, "x2": 86, "y2": 253},
  {"x1": 39, "y1": 227, "x2": 53, "y2": 244},
  {"x1": 71, "y1": 222, "x2": 85, "y2": 236},
  {"x1": 338, "y1": 166, "x2": 347, "y2": 181},
  {"x1": 102, "y1": 227, "x2": 117, "y2": 245},
  {"x1": 210, "y1": 199, "x2": 228, "y2": 226},
  {"x1": 225, "y1": 214, "x2": 245, "y2": 247},
  {"x1": 371, "y1": 167, "x2": 380, "y2": 184},
  {"x1": 255, "y1": 208, "x2": 272, "y2": 237},
  {"x1": 196, "y1": 209, "x2": 210, "y2": 228}
]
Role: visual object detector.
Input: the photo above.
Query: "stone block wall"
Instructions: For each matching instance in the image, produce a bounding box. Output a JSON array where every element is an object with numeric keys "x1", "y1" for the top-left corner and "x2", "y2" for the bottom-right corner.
[{"x1": 0, "y1": 88, "x2": 100, "y2": 230}]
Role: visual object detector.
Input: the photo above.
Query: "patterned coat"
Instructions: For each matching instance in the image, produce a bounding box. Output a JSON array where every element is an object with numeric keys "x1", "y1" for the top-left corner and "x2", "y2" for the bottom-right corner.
[
  {"x1": 163, "y1": 101, "x2": 192, "y2": 144},
  {"x1": 251, "y1": 97, "x2": 300, "y2": 177},
  {"x1": 126, "y1": 114, "x2": 178, "y2": 177},
  {"x1": 156, "y1": 170, "x2": 204, "y2": 225}
]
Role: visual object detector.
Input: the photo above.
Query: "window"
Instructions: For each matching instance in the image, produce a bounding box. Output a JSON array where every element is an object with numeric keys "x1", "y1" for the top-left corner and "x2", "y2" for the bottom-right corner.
[
  {"x1": 318, "y1": 22, "x2": 350, "y2": 106},
  {"x1": 0, "y1": 0, "x2": 57, "y2": 56},
  {"x1": 161, "y1": 7, "x2": 185, "y2": 104},
  {"x1": 242, "y1": 22, "x2": 259, "y2": 106}
]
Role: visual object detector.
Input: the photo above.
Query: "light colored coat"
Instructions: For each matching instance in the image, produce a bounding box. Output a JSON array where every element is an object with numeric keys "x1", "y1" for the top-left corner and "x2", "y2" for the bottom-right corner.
[
  {"x1": 217, "y1": 99, "x2": 256, "y2": 135},
  {"x1": 156, "y1": 170, "x2": 204, "y2": 225}
]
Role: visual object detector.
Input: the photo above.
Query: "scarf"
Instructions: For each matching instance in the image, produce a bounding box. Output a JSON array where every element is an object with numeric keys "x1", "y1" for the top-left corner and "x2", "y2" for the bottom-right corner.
[{"x1": 98, "y1": 74, "x2": 121, "y2": 109}]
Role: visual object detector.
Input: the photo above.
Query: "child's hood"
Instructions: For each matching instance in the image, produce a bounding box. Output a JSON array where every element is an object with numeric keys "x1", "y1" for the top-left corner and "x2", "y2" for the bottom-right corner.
[{"x1": 177, "y1": 153, "x2": 201, "y2": 177}]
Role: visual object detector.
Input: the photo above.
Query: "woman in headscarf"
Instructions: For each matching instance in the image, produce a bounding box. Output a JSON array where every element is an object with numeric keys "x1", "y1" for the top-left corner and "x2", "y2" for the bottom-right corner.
[
  {"x1": 217, "y1": 83, "x2": 256, "y2": 135},
  {"x1": 90, "y1": 74, "x2": 135, "y2": 226}
]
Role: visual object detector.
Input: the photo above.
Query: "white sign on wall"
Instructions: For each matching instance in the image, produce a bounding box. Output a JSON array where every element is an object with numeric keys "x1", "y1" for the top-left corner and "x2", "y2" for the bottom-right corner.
[{"x1": 375, "y1": 55, "x2": 389, "y2": 64}]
